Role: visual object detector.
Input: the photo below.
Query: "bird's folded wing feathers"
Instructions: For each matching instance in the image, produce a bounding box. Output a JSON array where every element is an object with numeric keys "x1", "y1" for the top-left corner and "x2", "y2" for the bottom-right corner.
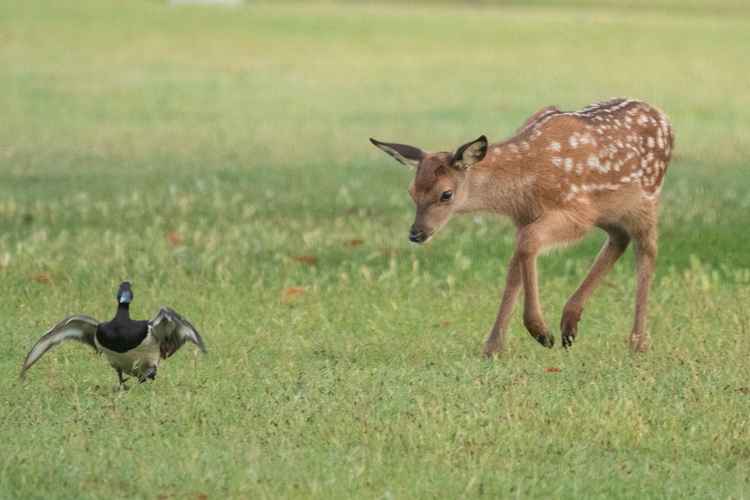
[
  {"x1": 20, "y1": 315, "x2": 100, "y2": 379},
  {"x1": 149, "y1": 307, "x2": 207, "y2": 359}
]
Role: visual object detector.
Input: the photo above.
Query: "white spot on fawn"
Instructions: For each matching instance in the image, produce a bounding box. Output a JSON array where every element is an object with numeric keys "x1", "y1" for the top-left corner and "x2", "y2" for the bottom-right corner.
[
  {"x1": 548, "y1": 141, "x2": 561, "y2": 152},
  {"x1": 587, "y1": 154, "x2": 600, "y2": 170},
  {"x1": 564, "y1": 184, "x2": 580, "y2": 202}
]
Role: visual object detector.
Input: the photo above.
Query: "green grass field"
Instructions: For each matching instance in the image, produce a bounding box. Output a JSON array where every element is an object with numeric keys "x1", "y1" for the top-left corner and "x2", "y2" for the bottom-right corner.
[{"x1": 2, "y1": 1, "x2": 750, "y2": 498}]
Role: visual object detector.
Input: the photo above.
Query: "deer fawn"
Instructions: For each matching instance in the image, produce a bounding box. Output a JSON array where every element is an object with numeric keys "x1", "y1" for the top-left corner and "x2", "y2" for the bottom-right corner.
[{"x1": 371, "y1": 98, "x2": 674, "y2": 356}]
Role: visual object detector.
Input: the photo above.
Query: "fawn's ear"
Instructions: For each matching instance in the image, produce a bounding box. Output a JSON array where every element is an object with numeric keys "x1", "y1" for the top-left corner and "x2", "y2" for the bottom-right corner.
[
  {"x1": 370, "y1": 138, "x2": 424, "y2": 168},
  {"x1": 451, "y1": 135, "x2": 488, "y2": 170}
]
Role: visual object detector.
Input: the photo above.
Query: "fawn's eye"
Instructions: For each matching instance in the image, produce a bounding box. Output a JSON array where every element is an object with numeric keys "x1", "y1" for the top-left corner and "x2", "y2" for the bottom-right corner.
[{"x1": 440, "y1": 191, "x2": 453, "y2": 202}]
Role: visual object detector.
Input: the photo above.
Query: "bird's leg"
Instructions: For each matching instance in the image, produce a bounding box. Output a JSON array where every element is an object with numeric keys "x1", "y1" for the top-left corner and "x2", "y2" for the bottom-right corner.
[
  {"x1": 139, "y1": 366, "x2": 157, "y2": 383},
  {"x1": 115, "y1": 368, "x2": 129, "y2": 391}
]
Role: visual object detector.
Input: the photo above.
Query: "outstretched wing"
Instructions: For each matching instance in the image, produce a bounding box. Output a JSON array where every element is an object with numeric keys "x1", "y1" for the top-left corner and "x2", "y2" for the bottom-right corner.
[
  {"x1": 149, "y1": 307, "x2": 207, "y2": 359},
  {"x1": 20, "y1": 315, "x2": 100, "y2": 379}
]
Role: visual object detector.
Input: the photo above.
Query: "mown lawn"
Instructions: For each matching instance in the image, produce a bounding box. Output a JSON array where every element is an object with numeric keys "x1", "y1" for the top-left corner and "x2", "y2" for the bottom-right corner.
[{"x1": 1, "y1": 1, "x2": 749, "y2": 498}]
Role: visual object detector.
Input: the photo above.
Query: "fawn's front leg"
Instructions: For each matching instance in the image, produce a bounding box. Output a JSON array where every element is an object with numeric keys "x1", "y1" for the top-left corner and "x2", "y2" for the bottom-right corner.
[
  {"x1": 517, "y1": 213, "x2": 589, "y2": 348},
  {"x1": 519, "y1": 244, "x2": 555, "y2": 348},
  {"x1": 483, "y1": 252, "x2": 523, "y2": 357}
]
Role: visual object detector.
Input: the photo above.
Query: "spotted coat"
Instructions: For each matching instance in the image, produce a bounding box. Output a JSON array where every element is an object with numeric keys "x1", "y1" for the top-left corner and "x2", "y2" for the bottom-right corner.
[{"x1": 490, "y1": 98, "x2": 674, "y2": 207}]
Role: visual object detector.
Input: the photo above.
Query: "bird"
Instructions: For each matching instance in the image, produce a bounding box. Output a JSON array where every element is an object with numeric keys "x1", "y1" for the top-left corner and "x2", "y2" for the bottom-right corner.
[{"x1": 20, "y1": 281, "x2": 207, "y2": 387}]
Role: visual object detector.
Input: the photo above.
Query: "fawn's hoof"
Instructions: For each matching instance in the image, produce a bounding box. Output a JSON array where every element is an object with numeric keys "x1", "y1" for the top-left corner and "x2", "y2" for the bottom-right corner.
[
  {"x1": 482, "y1": 333, "x2": 503, "y2": 359},
  {"x1": 560, "y1": 308, "x2": 582, "y2": 349},
  {"x1": 562, "y1": 334, "x2": 574, "y2": 349},
  {"x1": 534, "y1": 334, "x2": 555, "y2": 348},
  {"x1": 628, "y1": 335, "x2": 650, "y2": 353},
  {"x1": 482, "y1": 347, "x2": 499, "y2": 359}
]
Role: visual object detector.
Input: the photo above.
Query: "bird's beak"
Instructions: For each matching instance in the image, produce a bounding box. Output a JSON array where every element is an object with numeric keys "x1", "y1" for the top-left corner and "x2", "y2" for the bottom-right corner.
[{"x1": 119, "y1": 291, "x2": 133, "y2": 304}]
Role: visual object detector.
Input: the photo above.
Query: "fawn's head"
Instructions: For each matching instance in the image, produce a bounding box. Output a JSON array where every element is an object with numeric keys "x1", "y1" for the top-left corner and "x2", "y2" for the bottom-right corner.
[{"x1": 370, "y1": 135, "x2": 487, "y2": 243}]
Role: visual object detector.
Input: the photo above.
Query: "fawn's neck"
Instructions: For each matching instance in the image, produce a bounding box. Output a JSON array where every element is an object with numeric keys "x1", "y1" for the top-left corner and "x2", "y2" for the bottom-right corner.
[{"x1": 460, "y1": 141, "x2": 541, "y2": 224}]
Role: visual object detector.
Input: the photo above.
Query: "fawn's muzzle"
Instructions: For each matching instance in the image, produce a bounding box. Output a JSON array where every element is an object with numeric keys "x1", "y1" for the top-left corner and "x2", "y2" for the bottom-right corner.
[{"x1": 409, "y1": 226, "x2": 428, "y2": 244}]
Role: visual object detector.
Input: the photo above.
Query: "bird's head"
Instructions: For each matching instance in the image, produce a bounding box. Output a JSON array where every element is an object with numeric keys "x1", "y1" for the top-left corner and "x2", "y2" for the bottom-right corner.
[{"x1": 117, "y1": 281, "x2": 134, "y2": 305}]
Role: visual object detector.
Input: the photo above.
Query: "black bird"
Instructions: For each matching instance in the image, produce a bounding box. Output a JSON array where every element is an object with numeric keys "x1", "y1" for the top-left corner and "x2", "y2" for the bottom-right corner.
[{"x1": 20, "y1": 281, "x2": 206, "y2": 387}]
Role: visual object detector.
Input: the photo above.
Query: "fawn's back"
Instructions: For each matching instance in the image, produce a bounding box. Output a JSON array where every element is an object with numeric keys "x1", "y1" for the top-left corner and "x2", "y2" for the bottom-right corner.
[{"x1": 494, "y1": 98, "x2": 675, "y2": 221}]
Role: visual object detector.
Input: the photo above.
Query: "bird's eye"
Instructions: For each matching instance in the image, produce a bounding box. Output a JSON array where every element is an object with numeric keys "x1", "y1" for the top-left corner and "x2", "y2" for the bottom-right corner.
[{"x1": 440, "y1": 191, "x2": 453, "y2": 202}]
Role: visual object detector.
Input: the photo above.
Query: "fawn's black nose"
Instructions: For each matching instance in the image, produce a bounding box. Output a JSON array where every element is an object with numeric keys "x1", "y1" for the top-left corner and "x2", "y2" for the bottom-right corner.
[{"x1": 409, "y1": 227, "x2": 427, "y2": 244}]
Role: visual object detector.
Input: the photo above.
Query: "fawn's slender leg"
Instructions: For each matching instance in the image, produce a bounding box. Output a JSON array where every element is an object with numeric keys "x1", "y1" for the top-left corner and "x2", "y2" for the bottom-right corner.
[
  {"x1": 517, "y1": 212, "x2": 589, "y2": 348},
  {"x1": 560, "y1": 227, "x2": 631, "y2": 347},
  {"x1": 630, "y1": 228, "x2": 657, "y2": 352},
  {"x1": 483, "y1": 252, "x2": 522, "y2": 357}
]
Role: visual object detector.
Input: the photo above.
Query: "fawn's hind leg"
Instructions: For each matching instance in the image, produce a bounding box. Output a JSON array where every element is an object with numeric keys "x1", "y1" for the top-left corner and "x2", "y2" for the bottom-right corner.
[
  {"x1": 629, "y1": 227, "x2": 657, "y2": 352},
  {"x1": 560, "y1": 226, "x2": 630, "y2": 347}
]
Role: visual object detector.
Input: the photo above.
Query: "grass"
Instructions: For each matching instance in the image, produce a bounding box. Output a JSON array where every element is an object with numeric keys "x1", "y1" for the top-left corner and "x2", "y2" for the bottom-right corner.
[{"x1": 1, "y1": 0, "x2": 750, "y2": 498}]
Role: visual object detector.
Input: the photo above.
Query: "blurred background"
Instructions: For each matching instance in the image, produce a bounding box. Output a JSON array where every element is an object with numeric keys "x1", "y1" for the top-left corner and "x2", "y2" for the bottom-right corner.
[{"x1": 2, "y1": 0, "x2": 748, "y2": 280}]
